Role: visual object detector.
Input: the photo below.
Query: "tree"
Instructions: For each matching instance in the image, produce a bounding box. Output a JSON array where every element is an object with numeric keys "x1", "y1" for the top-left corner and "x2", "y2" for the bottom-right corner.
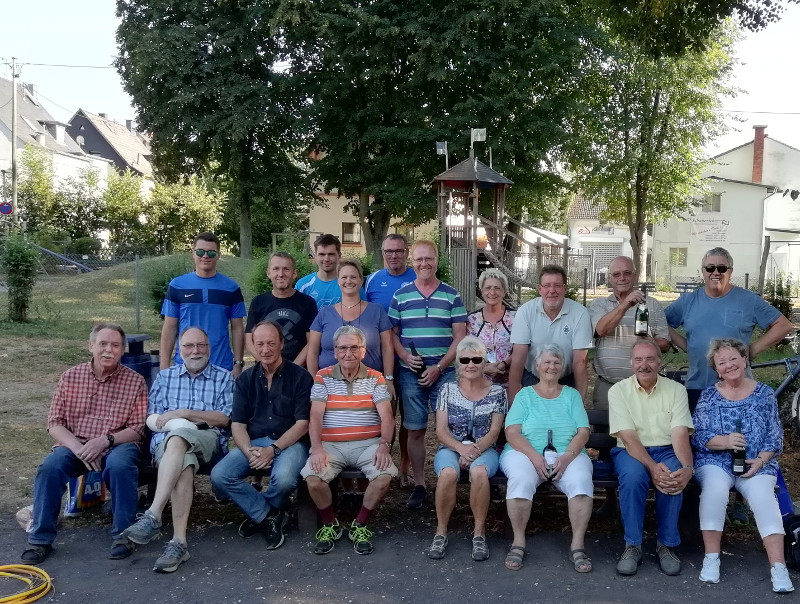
[
  {"x1": 115, "y1": 0, "x2": 314, "y2": 258},
  {"x1": 17, "y1": 145, "x2": 56, "y2": 233},
  {"x1": 51, "y1": 168, "x2": 106, "y2": 240},
  {"x1": 104, "y1": 169, "x2": 149, "y2": 255},
  {"x1": 567, "y1": 25, "x2": 736, "y2": 276},
  {"x1": 1, "y1": 234, "x2": 38, "y2": 322}
]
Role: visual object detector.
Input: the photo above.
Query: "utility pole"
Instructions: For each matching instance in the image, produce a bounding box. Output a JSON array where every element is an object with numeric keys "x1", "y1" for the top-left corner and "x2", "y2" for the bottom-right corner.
[{"x1": 10, "y1": 57, "x2": 19, "y2": 227}]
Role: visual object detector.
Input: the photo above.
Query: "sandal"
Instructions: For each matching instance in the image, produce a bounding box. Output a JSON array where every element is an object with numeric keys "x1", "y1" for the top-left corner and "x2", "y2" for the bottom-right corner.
[
  {"x1": 399, "y1": 472, "x2": 415, "y2": 488},
  {"x1": 471, "y1": 535, "x2": 489, "y2": 561},
  {"x1": 569, "y1": 548, "x2": 593, "y2": 573},
  {"x1": 505, "y1": 545, "x2": 526, "y2": 571}
]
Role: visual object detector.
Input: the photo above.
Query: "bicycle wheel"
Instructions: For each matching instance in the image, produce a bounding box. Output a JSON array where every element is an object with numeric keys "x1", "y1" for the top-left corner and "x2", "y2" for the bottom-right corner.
[{"x1": 792, "y1": 388, "x2": 800, "y2": 436}]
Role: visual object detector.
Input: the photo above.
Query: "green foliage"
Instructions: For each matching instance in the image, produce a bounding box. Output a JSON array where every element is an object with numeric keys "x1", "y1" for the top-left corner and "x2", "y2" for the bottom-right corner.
[
  {"x1": 17, "y1": 145, "x2": 56, "y2": 232},
  {"x1": 144, "y1": 255, "x2": 191, "y2": 316},
  {"x1": 104, "y1": 169, "x2": 150, "y2": 255},
  {"x1": 70, "y1": 237, "x2": 102, "y2": 255},
  {"x1": 763, "y1": 273, "x2": 794, "y2": 321},
  {"x1": 249, "y1": 244, "x2": 315, "y2": 296},
  {"x1": 1, "y1": 235, "x2": 39, "y2": 322}
]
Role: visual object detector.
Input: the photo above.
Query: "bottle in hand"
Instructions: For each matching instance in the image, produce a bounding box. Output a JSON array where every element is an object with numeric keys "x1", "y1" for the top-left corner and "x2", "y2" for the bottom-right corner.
[
  {"x1": 543, "y1": 429, "x2": 558, "y2": 479},
  {"x1": 732, "y1": 419, "x2": 746, "y2": 475},
  {"x1": 634, "y1": 285, "x2": 649, "y2": 336},
  {"x1": 409, "y1": 342, "x2": 427, "y2": 379}
]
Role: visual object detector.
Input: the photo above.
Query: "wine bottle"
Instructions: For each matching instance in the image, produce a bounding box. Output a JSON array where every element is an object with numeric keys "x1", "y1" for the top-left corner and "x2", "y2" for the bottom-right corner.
[
  {"x1": 634, "y1": 285, "x2": 649, "y2": 336},
  {"x1": 543, "y1": 429, "x2": 558, "y2": 477},
  {"x1": 732, "y1": 419, "x2": 746, "y2": 475},
  {"x1": 408, "y1": 342, "x2": 427, "y2": 379}
]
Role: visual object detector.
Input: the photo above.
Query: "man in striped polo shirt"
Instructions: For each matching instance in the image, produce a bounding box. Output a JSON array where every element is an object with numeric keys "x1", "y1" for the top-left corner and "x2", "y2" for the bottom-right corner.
[
  {"x1": 301, "y1": 326, "x2": 398, "y2": 556},
  {"x1": 389, "y1": 239, "x2": 467, "y2": 510}
]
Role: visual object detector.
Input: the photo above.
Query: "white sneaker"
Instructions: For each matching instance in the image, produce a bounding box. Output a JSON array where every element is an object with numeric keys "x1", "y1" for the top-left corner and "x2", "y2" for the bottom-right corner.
[
  {"x1": 699, "y1": 555, "x2": 720, "y2": 583},
  {"x1": 771, "y1": 563, "x2": 795, "y2": 593}
]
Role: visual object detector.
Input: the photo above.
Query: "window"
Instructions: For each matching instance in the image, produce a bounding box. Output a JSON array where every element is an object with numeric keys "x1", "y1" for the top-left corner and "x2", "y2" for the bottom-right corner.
[
  {"x1": 702, "y1": 193, "x2": 721, "y2": 212},
  {"x1": 342, "y1": 222, "x2": 361, "y2": 244},
  {"x1": 669, "y1": 247, "x2": 688, "y2": 267}
]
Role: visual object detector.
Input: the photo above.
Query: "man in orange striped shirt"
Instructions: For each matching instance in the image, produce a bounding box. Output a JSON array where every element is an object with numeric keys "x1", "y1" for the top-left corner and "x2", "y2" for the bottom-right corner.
[{"x1": 302, "y1": 325, "x2": 398, "y2": 556}]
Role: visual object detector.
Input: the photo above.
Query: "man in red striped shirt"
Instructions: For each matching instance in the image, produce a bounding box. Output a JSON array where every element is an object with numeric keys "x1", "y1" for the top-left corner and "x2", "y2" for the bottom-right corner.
[
  {"x1": 21, "y1": 322, "x2": 148, "y2": 565},
  {"x1": 301, "y1": 325, "x2": 397, "y2": 556}
]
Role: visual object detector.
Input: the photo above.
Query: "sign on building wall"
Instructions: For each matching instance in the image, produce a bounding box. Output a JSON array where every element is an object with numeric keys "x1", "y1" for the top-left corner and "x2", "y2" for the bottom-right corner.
[{"x1": 691, "y1": 218, "x2": 729, "y2": 242}]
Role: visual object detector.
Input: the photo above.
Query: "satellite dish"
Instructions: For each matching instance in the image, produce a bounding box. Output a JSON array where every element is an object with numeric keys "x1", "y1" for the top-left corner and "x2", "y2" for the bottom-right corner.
[{"x1": 76, "y1": 135, "x2": 84, "y2": 146}]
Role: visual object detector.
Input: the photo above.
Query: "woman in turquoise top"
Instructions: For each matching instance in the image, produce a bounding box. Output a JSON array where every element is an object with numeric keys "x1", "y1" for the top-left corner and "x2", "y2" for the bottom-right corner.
[{"x1": 499, "y1": 343, "x2": 593, "y2": 573}]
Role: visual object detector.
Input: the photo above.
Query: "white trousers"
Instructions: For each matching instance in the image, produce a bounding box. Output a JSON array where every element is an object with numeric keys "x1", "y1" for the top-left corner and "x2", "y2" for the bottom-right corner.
[{"x1": 500, "y1": 449, "x2": 593, "y2": 500}]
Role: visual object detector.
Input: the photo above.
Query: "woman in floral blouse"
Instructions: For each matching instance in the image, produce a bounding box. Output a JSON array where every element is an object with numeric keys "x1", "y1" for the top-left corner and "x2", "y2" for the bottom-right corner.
[{"x1": 467, "y1": 269, "x2": 515, "y2": 387}]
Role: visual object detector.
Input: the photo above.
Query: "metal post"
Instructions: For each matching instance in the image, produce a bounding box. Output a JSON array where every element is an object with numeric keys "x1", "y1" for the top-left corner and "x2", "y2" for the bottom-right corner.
[
  {"x1": 562, "y1": 237, "x2": 569, "y2": 268},
  {"x1": 11, "y1": 57, "x2": 19, "y2": 227},
  {"x1": 744, "y1": 272, "x2": 749, "y2": 291},
  {"x1": 135, "y1": 254, "x2": 141, "y2": 332},
  {"x1": 583, "y1": 268, "x2": 588, "y2": 306},
  {"x1": 536, "y1": 237, "x2": 542, "y2": 275}
]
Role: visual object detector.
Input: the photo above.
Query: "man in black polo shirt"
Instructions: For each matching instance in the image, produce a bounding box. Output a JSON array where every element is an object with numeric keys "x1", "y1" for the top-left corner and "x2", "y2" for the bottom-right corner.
[{"x1": 210, "y1": 320, "x2": 313, "y2": 550}]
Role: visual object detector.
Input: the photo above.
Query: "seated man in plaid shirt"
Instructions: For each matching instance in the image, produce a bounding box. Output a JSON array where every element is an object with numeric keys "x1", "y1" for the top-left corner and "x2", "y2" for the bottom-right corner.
[
  {"x1": 302, "y1": 325, "x2": 398, "y2": 556},
  {"x1": 121, "y1": 327, "x2": 233, "y2": 573},
  {"x1": 21, "y1": 322, "x2": 148, "y2": 565}
]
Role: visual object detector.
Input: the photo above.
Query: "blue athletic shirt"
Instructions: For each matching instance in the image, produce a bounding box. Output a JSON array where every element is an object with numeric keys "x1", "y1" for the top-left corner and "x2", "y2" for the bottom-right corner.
[
  {"x1": 161, "y1": 271, "x2": 246, "y2": 370},
  {"x1": 365, "y1": 267, "x2": 416, "y2": 311},
  {"x1": 296, "y1": 272, "x2": 365, "y2": 310}
]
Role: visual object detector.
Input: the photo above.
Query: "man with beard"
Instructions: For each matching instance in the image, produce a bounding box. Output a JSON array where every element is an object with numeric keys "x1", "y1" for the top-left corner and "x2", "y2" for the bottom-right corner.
[
  {"x1": 121, "y1": 327, "x2": 233, "y2": 573},
  {"x1": 608, "y1": 338, "x2": 694, "y2": 577},
  {"x1": 246, "y1": 251, "x2": 318, "y2": 365}
]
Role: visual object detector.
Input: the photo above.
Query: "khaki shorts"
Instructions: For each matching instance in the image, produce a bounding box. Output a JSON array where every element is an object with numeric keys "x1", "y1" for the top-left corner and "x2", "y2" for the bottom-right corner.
[
  {"x1": 154, "y1": 427, "x2": 219, "y2": 472},
  {"x1": 300, "y1": 437, "x2": 398, "y2": 483}
]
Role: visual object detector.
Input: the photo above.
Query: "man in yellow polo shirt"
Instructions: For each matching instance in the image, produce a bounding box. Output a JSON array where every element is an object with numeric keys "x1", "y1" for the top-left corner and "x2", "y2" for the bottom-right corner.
[{"x1": 609, "y1": 338, "x2": 694, "y2": 577}]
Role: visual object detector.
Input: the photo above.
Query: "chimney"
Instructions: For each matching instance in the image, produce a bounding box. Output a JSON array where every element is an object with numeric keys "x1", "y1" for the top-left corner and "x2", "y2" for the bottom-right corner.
[
  {"x1": 126, "y1": 119, "x2": 134, "y2": 132},
  {"x1": 752, "y1": 125, "x2": 766, "y2": 183},
  {"x1": 99, "y1": 112, "x2": 108, "y2": 119}
]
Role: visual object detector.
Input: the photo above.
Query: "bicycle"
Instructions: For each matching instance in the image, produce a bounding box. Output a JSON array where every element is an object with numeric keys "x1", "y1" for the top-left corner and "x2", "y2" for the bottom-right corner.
[{"x1": 751, "y1": 329, "x2": 800, "y2": 434}]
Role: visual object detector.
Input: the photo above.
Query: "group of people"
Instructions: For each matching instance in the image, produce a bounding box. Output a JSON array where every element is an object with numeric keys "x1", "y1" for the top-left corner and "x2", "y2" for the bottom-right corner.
[{"x1": 19, "y1": 233, "x2": 796, "y2": 592}]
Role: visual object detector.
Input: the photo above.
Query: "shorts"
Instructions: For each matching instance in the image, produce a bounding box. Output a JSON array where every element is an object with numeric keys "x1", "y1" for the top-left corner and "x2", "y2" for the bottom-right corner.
[
  {"x1": 154, "y1": 427, "x2": 220, "y2": 472},
  {"x1": 396, "y1": 366, "x2": 456, "y2": 430},
  {"x1": 300, "y1": 437, "x2": 398, "y2": 482},
  {"x1": 433, "y1": 446, "x2": 499, "y2": 481}
]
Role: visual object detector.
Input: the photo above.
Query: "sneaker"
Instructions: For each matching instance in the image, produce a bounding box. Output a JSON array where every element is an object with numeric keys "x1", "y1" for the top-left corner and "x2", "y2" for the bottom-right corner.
[
  {"x1": 21, "y1": 544, "x2": 53, "y2": 565},
  {"x1": 238, "y1": 518, "x2": 259, "y2": 539},
  {"x1": 656, "y1": 542, "x2": 682, "y2": 576},
  {"x1": 108, "y1": 537, "x2": 136, "y2": 560},
  {"x1": 699, "y1": 554, "x2": 720, "y2": 583},
  {"x1": 771, "y1": 563, "x2": 795, "y2": 593},
  {"x1": 406, "y1": 485, "x2": 427, "y2": 510},
  {"x1": 729, "y1": 501, "x2": 750, "y2": 526},
  {"x1": 616, "y1": 545, "x2": 642, "y2": 576},
  {"x1": 471, "y1": 535, "x2": 489, "y2": 562},
  {"x1": 314, "y1": 521, "x2": 343, "y2": 555},
  {"x1": 264, "y1": 511, "x2": 287, "y2": 550},
  {"x1": 153, "y1": 539, "x2": 190, "y2": 573},
  {"x1": 348, "y1": 521, "x2": 375, "y2": 555},
  {"x1": 427, "y1": 534, "x2": 448, "y2": 560},
  {"x1": 121, "y1": 510, "x2": 162, "y2": 545}
]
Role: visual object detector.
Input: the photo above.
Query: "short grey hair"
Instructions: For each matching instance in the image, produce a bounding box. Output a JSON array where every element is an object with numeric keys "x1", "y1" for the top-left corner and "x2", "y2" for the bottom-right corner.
[
  {"x1": 478, "y1": 268, "x2": 509, "y2": 293},
  {"x1": 456, "y1": 335, "x2": 487, "y2": 359},
  {"x1": 333, "y1": 325, "x2": 367, "y2": 348},
  {"x1": 533, "y1": 343, "x2": 566, "y2": 367},
  {"x1": 179, "y1": 326, "x2": 209, "y2": 346},
  {"x1": 630, "y1": 337, "x2": 661, "y2": 360},
  {"x1": 707, "y1": 338, "x2": 749, "y2": 368},
  {"x1": 90, "y1": 322, "x2": 125, "y2": 343},
  {"x1": 702, "y1": 247, "x2": 734, "y2": 268}
]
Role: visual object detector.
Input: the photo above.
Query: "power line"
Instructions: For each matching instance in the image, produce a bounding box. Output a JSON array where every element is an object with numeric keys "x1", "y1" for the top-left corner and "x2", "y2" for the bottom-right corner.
[
  {"x1": 23, "y1": 62, "x2": 116, "y2": 69},
  {"x1": 718, "y1": 109, "x2": 800, "y2": 115}
]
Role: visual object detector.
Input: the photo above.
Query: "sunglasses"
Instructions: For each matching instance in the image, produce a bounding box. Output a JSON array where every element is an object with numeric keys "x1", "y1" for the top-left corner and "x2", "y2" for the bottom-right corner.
[
  {"x1": 703, "y1": 264, "x2": 730, "y2": 274},
  {"x1": 195, "y1": 249, "x2": 218, "y2": 258},
  {"x1": 459, "y1": 356, "x2": 485, "y2": 365}
]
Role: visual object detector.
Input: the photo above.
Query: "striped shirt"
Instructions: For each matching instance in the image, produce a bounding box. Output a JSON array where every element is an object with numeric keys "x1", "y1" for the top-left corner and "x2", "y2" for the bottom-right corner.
[
  {"x1": 311, "y1": 364, "x2": 390, "y2": 442},
  {"x1": 388, "y1": 281, "x2": 468, "y2": 368},
  {"x1": 48, "y1": 362, "x2": 148, "y2": 443},
  {"x1": 148, "y1": 362, "x2": 234, "y2": 454}
]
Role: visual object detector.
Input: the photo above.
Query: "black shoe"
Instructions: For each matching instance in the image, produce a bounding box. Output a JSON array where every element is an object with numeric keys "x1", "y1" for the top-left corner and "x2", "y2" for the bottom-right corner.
[
  {"x1": 109, "y1": 537, "x2": 136, "y2": 560},
  {"x1": 264, "y1": 511, "x2": 287, "y2": 550},
  {"x1": 238, "y1": 518, "x2": 260, "y2": 538},
  {"x1": 406, "y1": 486, "x2": 427, "y2": 510},
  {"x1": 21, "y1": 544, "x2": 53, "y2": 565}
]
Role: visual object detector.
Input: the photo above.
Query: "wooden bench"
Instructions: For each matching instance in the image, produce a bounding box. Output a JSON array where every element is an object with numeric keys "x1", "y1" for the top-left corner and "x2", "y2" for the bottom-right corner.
[{"x1": 675, "y1": 282, "x2": 699, "y2": 294}]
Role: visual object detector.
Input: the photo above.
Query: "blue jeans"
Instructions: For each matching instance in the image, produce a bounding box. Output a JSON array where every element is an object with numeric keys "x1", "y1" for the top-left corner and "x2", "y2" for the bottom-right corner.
[
  {"x1": 396, "y1": 366, "x2": 455, "y2": 430},
  {"x1": 210, "y1": 437, "x2": 309, "y2": 523},
  {"x1": 612, "y1": 445, "x2": 683, "y2": 547},
  {"x1": 433, "y1": 446, "x2": 499, "y2": 480},
  {"x1": 29, "y1": 443, "x2": 139, "y2": 545}
]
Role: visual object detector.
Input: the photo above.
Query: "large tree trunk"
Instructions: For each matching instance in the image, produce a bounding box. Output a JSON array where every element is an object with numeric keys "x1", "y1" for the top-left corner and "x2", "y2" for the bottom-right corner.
[
  {"x1": 239, "y1": 202, "x2": 252, "y2": 259},
  {"x1": 357, "y1": 192, "x2": 391, "y2": 262}
]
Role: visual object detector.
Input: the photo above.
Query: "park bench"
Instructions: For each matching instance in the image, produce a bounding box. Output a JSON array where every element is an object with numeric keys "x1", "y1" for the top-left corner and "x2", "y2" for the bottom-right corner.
[{"x1": 675, "y1": 282, "x2": 699, "y2": 294}]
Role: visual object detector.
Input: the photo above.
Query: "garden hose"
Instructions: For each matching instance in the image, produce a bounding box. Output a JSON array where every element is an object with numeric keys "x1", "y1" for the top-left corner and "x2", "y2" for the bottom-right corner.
[{"x1": 0, "y1": 565, "x2": 52, "y2": 603}]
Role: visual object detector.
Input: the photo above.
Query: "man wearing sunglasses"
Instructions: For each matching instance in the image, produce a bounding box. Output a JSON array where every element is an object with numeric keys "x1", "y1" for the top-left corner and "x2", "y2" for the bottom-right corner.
[
  {"x1": 160, "y1": 232, "x2": 247, "y2": 376},
  {"x1": 665, "y1": 246, "x2": 792, "y2": 412}
]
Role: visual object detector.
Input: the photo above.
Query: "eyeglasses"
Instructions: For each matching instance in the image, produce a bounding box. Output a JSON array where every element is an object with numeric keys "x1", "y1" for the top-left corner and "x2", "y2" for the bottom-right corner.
[
  {"x1": 482, "y1": 285, "x2": 504, "y2": 292},
  {"x1": 335, "y1": 345, "x2": 365, "y2": 354},
  {"x1": 195, "y1": 249, "x2": 218, "y2": 258},
  {"x1": 459, "y1": 356, "x2": 485, "y2": 365},
  {"x1": 181, "y1": 342, "x2": 209, "y2": 351},
  {"x1": 703, "y1": 264, "x2": 730, "y2": 274},
  {"x1": 412, "y1": 256, "x2": 436, "y2": 264},
  {"x1": 383, "y1": 249, "x2": 406, "y2": 256},
  {"x1": 610, "y1": 270, "x2": 634, "y2": 279}
]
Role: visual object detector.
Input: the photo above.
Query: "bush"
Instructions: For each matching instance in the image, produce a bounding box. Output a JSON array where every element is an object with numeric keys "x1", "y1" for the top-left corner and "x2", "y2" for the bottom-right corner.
[
  {"x1": 145, "y1": 256, "x2": 192, "y2": 316},
  {"x1": 1, "y1": 235, "x2": 39, "y2": 322},
  {"x1": 72, "y1": 237, "x2": 102, "y2": 255},
  {"x1": 763, "y1": 273, "x2": 794, "y2": 321}
]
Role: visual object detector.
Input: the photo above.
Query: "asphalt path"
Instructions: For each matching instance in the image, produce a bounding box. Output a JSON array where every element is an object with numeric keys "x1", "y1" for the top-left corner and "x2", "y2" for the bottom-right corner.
[{"x1": 1, "y1": 513, "x2": 795, "y2": 603}]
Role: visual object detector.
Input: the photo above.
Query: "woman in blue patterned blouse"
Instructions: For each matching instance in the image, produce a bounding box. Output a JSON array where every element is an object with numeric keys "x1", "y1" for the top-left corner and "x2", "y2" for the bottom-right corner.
[
  {"x1": 691, "y1": 338, "x2": 792, "y2": 593},
  {"x1": 425, "y1": 336, "x2": 507, "y2": 563}
]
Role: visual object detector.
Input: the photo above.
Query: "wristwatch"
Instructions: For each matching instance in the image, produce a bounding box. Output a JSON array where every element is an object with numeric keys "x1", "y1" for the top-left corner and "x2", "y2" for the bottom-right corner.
[
  {"x1": 233, "y1": 360, "x2": 245, "y2": 367},
  {"x1": 270, "y1": 444, "x2": 282, "y2": 457},
  {"x1": 106, "y1": 433, "x2": 115, "y2": 447},
  {"x1": 385, "y1": 375, "x2": 394, "y2": 381}
]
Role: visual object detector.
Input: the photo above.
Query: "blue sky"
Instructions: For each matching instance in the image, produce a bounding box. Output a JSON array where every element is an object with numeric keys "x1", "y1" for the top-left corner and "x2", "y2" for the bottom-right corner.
[{"x1": 2, "y1": 1, "x2": 799, "y2": 153}]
